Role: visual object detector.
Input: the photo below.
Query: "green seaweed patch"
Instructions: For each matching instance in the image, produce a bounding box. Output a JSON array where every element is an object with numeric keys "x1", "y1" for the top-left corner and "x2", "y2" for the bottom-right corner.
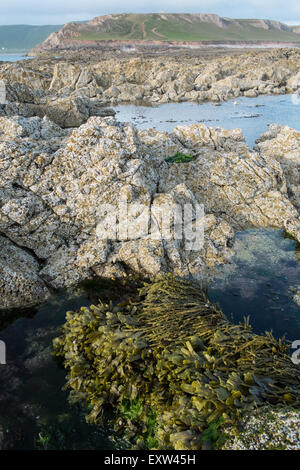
[
  {"x1": 200, "y1": 417, "x2": 228, "y2": 450},
  {"x1": 118, "y1": 399, "x2": 158, "y2": 449},
  {"x1": 282, "y1": 230, "x2": 298, "y2": 242},
  {"x1": 165, "y1": 152, "x2": 195, "y2": 163},
  {"x1": 53, "y1": 274, "x2": 300, "y2": 450}
]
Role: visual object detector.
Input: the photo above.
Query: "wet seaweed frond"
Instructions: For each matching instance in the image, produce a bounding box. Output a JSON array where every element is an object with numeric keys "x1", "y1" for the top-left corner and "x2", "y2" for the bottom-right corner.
[
  {"x1": 165, "y1": 152, "x2": 195, "y2": 163},
  {"x1": 53, "y1": 274, "x2": 300, "y2": 450}
]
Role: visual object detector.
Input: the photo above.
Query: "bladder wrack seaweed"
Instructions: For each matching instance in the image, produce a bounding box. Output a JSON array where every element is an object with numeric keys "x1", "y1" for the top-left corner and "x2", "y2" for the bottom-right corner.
[{"x1": 53, "y1": 274, "x2": 300, "y2": 450}]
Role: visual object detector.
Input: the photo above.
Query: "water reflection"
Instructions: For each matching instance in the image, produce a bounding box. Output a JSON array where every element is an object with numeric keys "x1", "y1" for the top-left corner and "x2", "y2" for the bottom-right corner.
[
  {"x1": 114, "y1": 94, "x2": 300, "y2": 148},
  {"x1": 209, "y1": 229, "x2": 300, "y2": 340}
]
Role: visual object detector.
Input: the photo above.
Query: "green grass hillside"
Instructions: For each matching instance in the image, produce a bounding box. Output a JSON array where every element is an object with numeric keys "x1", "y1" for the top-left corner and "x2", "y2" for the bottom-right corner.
[
  {"x1": 76, "y1": 13, "x2": 300, "y2": 42},
  {"x1": 0, "y1": 25, "x2": 63, "y2": 52}
]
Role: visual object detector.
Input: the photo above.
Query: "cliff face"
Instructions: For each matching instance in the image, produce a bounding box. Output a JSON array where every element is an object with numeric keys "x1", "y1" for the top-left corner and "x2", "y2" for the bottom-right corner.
[{"x1": 29, "y1": 13, "x2": 300, "y2": 53}]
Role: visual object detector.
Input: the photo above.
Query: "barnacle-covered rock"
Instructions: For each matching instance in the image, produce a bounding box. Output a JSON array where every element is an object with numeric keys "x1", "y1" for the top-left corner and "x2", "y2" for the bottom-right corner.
[
  {"x1": 223, "y1": 406, "x2": 300, "y2": 450},
  {"x1": 0, "y1": 235, "x2": 50, "y2": 309},
  {"x1": 1, "y1": 112, "x2": 300, "y2": 308},
  {"x1": 6, "y1": 47, "x2": 300, "y2": 107},
  {"x1": 53, "y1": 274, "x2": 300, "y2": 450},
  {"x1": 255, "y1": 125, "x2": 300, "y2": 211}
]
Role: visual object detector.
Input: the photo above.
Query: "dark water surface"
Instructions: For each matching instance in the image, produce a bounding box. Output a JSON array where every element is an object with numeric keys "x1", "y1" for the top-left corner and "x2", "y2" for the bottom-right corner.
[
  {"x1": 0, "y1": 229, "x2": 299, "y2": 449},
  {"x1": 0, "y1": 54, "x2": 32, "y2": 62},
  {"x1": 114, "y1": 94, "x2": 300, "y2": 148},
  {"x1": 208, "y1": 229, "x2": 300, "y2": 341},
  {"x1": 0, "y1": 290, "x2": 114, "y2": 450}
]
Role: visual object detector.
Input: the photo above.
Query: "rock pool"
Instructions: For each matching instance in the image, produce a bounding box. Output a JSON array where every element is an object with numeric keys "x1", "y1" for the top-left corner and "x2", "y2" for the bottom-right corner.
[
  {"x1": 208, "y1": 229, "x2": 300, "y2": 341},
  {"x1": 0, "y1": 54, "x2": 32, "y2": 63},
  {"x1": 114, "y1": 94, "x2": 300, "y2": 148},
  {"x1": 1, "y1": 93, "x2": 300, "y2": 449},
  {"x1": 0, "y1": 229, "x2": 299, "y2": 449},
  {"x1": 0, "y1": 288, "x2": 114, "y2": 450}
]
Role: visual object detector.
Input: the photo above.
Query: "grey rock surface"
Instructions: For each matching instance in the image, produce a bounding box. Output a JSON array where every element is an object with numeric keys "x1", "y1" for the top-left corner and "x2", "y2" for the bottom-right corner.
[{"x1": 0, "y1": 113, "x2": 299, "y2": 308}]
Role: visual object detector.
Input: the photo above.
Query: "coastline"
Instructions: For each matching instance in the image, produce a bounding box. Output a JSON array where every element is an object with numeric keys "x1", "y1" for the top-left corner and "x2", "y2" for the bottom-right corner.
[{"x1": 0, "y1": 45, "x2": 299, "y2": 450}]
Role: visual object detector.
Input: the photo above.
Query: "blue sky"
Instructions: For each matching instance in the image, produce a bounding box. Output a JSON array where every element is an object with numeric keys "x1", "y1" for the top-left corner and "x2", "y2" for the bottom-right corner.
[{"x1": 1, "y1": 0, "x2": 300, "y2": 25}]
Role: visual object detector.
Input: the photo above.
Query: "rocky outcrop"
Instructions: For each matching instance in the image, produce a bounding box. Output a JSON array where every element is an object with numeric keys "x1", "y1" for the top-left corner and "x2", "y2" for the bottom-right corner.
[
  {"x1": 0, "y1": 49, "x2": 300, "y2": 125},
  {"x1": 255, "y1": 125, "x2": 300, "y2": 210},
  {"x1": 0, "y1": 236, "x2": 49, "y2": 309},
  {"x1": 248, "y1": 19, "x2": 291, "y2": 32},
  {"x1": 0, "y1": 113, "x2": 299, "y2": 308},
  {"x1": 0, "y1": 61, "x2": 116, "y2": 128}
]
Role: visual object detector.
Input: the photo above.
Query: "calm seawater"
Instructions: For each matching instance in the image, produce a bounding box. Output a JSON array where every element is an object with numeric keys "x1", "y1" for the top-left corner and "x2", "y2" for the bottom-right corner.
[
  {"x1": 0, "y1": 289, "x2": 114, "y2": 450},
  {"x1": 0, "y1": 54, "x2": 32, "y2": 62},
  {"x1": 114, "y1": 94, "x2": 300, "y2": 148},
  {"x1": 209, "y1": 229, "x2": 300, "y2": 340}
]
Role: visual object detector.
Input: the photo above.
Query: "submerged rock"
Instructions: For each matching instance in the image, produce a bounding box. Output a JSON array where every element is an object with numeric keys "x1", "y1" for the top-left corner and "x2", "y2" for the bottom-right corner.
[{"x1": 290, "y1": 286, "x2": 300, "y2": 307}]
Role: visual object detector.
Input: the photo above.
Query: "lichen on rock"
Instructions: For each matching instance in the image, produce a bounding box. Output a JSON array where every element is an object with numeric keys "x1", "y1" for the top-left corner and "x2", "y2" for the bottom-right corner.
[
  {"x1": 223, "y1": 407, "x2": 300, "y2": 450},
  {"x1": 1, "y1": 112, "x2": 300, "y2": 308}
]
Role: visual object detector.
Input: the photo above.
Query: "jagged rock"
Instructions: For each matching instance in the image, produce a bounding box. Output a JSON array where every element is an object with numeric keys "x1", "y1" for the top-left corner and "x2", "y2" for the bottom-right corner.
[
  {"x1": 0, "y1": 49, "x2": 299, "y2": 122},
  {"x1": 255, "y1": 125, "x2": 300, "y2": 210},
  {"x1": 0, "y1": 235, "x2": 49, "y2": 309},
  {"x1": 0, "y1": 113, "x2": 299, "y2": 307},
  {"x1": 0, "y1": 62, "x2": 115, "y2": 127}
]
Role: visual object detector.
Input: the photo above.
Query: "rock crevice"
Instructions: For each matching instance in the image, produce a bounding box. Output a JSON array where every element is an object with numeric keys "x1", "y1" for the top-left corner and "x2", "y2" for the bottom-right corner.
[{"x1": 0, "y1": 113, "x2": 299, "y2": 308}]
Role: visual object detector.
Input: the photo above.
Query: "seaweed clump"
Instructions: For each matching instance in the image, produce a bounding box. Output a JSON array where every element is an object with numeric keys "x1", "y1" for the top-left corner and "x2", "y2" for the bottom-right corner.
[
  {"x1": 165, "y1": 151, "x2": 194, "y2": 163},
  {"x1": 53, "y1": 274, "x2": 300, "y2": 450}
]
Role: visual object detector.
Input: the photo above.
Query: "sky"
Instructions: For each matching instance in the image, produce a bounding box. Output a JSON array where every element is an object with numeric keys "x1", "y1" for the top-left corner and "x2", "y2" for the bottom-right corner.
[{"x1": 0, "y1": 0, "x2": 300, "y2": 26}]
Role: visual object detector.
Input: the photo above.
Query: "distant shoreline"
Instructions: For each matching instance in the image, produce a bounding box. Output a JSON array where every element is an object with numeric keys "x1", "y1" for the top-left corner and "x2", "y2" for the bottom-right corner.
[{"x1": 29, "y1": 39, "x2": 300, "y2": 56}]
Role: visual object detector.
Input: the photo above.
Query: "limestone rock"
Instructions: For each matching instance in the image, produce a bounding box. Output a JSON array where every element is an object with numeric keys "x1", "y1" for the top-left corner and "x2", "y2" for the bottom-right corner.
[
  {"x1": 255, "y1": 125, "x2": 300, "y2": 210},
  {"x1": 0, "y1": 114, "x2": 299, "y2": 308},
  {"x1": 0, "y1": 236, "x2": 49, "y2": 309},
  {"x1": 0, "y1": 49, "x2": 300, "y2": 121},
  {"x1": 223, "y1": 407, "x2": 300, "y2": 450}
]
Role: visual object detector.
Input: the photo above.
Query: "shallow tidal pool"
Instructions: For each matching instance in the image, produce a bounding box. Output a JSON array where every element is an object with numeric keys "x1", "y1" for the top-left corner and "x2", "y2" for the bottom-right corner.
[
  {"x1": 208, "y1": 229, "x2": 300, "y2": 341},
  {"x1": 113, "y1": 94, "x2": 300, "y2": 148},
  {"x1": 0, "y1": 229, "x2": 299, "y2": 449}
]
